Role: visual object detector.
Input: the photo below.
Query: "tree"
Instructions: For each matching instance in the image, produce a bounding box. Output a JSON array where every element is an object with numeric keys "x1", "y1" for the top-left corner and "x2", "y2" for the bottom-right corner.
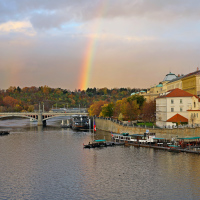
[
  {"x1": 127, "y1": 95, "x2": 145, "y2": 108},
  {"x1": 28, "y1": 105, "x2": 34, "y2": 112},
  {"x1": 122, "y1": 100, "x2": 139, "y2": 121},
  {"x1": 88, "y1": 101, "x2": 107, "y2": 116},
  {"x1": 118, "y1": 113, "x2": 124, "y2": 121},
  {"x1": 113, "y1": 98, "x2": 126, "y2": 118},
  {"x1": 3, "y1": 96, "x2": 18, "y2": 108},
  {"x1": 142, "y1": 101, "x2": 156, "y2": 122},
  {"x1": 100, "y1": 102, "x2": 114, "y2": 117}
]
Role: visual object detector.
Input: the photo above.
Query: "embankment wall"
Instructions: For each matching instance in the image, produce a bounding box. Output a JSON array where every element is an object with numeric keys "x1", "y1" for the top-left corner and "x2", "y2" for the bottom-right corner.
[{"x1": 95, "y1": 118, "x2": 200, "y2": 138}]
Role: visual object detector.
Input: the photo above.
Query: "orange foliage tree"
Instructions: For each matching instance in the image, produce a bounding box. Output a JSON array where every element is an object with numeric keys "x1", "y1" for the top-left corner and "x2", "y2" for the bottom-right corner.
[
  {"x1": 142, "y1": 101, "x2": 156, "y2": 122},
  {"x1": 88, "y1": 101, "x2": 107, "y2": 116},
  {"x1": 3, "y1": 96, "x2": 19, "y2": 108}
]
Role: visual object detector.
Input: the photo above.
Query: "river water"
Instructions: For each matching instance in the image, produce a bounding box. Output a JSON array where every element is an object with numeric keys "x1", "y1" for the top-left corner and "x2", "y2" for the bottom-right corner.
[{"x1": 0, "y1": 118, "x2": 200, "y2": 200}]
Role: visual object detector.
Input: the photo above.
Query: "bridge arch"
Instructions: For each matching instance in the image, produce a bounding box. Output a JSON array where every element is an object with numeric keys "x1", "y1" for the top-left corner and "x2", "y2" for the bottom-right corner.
[{"x1": 0, "y1": 115, "x2": 37, "y2": 120}]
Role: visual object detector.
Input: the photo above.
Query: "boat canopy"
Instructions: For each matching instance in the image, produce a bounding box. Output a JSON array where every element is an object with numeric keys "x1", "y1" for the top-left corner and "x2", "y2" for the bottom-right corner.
[
  {"x1": 153, "y1": 137, "x2": 165, "y2": 140},
  {"x1": 131, "y1": 134, "x2": 144, "y2": 137},
  {"x1": 178, "y1": 137, "x2": 200, "y2": 140},
  {"x1": 168, "y1": 145, "x2": 179, "y2": 148},
  {"x1": 112, "y1": 133, "x2": 131, "y2": 137},
  {"x1": 94, "y1": 139, "x2": 106, "y2": 142}
]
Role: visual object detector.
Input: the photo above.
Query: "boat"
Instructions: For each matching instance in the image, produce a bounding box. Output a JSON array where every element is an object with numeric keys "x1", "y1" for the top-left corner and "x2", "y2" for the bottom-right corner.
[
  {"x1": 111, "y1": 132, "x2": 156, "y2": 144},
  {"x1": 0, "y1": 131, "x2": 10, "y2": 136},
  {"x1": 71, "y1": 115, "x2": 89, "y2": 130},
  {"x1": 84, "y1": 139, "x2": 107, "y2": 148},
  {"x1": 83, "y1": 139, "x2": 124, "y2": 148},
  {"x1": 30, "y1": 118, "x2": 37, "y2": 122}
]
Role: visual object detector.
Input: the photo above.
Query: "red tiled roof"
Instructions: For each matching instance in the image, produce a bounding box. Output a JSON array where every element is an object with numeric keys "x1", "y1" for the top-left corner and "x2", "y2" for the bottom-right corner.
[
  {"x1": 157, "y1": 88, "x2": 196, "y2": 98},
  {"x1": 166, "y1": 113, "x2": 188, "y2": 123}
]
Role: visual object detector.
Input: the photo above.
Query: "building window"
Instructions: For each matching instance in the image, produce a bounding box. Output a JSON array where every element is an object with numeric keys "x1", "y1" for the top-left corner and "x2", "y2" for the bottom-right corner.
[
  {"x1": 197, "y1": 113, "x2": 199, "y2": 118},
  {"x1": 171, "y1": 108, "x2": 174, "y2": 112},
  {"x1": 171, "y1": 99, "x2": 174, "y2": 104},
  {"x1": 194, "y1": 102, "x2": 196, "y2": 108},
  {"x1": 180, "y1": 99, "x2": 182, "y2": 104},
  {"x1": 180, "y1": 108, "x2": 182, "y2": 112}
]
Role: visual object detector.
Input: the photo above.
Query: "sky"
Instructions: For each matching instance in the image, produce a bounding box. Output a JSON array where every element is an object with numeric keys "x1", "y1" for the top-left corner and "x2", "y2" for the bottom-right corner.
[{"x1": 0, "y1": 0, "x2": 200, "y2": 91}]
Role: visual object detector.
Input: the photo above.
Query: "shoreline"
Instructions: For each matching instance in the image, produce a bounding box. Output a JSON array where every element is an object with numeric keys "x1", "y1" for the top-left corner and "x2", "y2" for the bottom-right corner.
[{"x1": 95, "y1": 117, "x2": 200, "y2": 138}]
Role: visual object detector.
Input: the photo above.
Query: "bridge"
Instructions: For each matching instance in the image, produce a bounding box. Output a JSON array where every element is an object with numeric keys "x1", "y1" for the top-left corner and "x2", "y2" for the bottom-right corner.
[{"x1": 0, "y1": 109, "x2": 89, "y2": 126}]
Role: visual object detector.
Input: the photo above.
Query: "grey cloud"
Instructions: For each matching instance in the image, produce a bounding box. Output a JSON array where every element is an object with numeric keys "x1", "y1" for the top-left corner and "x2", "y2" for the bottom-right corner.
[{"x1": 1, "y1": 0, "x2": 200, "y2": 29}]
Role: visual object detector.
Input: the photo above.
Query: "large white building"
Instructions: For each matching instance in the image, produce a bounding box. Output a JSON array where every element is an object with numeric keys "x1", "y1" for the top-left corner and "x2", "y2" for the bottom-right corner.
[{"x1": 156, "y1": 88, "x2": 200, "y2": 128}]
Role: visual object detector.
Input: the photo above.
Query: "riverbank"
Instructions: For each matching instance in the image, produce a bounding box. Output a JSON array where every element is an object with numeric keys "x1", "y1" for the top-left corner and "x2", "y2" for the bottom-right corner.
[{"x1": 95, "y1": 118, "x2": 200, "y2": 138}]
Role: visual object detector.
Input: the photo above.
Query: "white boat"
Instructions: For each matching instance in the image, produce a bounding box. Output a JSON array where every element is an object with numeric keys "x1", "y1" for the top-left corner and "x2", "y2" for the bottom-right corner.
[
  {"x1": 111, "y1": 132, "x2": 156, "y2": 143},
  {"x1": 30, "y1": 118, "x2": 37, "y2": 122}
]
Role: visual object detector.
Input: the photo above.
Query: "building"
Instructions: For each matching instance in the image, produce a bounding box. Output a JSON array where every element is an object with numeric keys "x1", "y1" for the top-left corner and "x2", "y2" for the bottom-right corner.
[
  {"x1": 141, "y1": 69, "x2": 200, "y2": 102},
  {"x1": 156, "y1": 88, "x2": 199, "y2": 128},
  {"x1": 182, "y1": 69, "x2": 200, "y2": 96},
  {"x1": 165, "y1": 75, "x2": 184, "y2": 92},
  {"x1": 142, "y1": 72, "x2": 177, "y2": 102}
]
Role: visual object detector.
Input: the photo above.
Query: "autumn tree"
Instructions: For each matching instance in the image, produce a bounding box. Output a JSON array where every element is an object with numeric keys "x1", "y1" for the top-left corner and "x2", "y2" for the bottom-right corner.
[
  {"x1": 113, "y1": 98, "x2": 127, "y2": 119},
  {"x1": 122, "y1": 100, "x2": 139, "y2": 121},
  {"x1": 100, "y1": 102, "x2": 114, "y2": 117},
  {"x1": 142, "y1": 101, "x2": 156, "y2": 122},
  {"x1": 3, "y1": 96, "x2": 19, "y2": 108},
  {"x1": 88, "y1": 101, "x2": 107, "y2": 116},
  {"x1": 28, "y1": 105, "x2": 34, "y2": 112}
]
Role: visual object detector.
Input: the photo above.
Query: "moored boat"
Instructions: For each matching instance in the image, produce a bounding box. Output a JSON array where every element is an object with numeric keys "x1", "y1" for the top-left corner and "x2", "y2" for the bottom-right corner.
[
  {"x1": 111, "y1": 132, "x2": 156, "y2": 144},
  {"x1": 83, "y1": 139, "x2": 124, "y2": 149},
  {"x1": 84, "y1": 139, "x2": 107, "y2": 148},
  {"x1": 0, "y1": 131, "x2": 10, "y2": 136},
  {"x1": 71, "y1": 115, "x2": 89, "y2": 130}
]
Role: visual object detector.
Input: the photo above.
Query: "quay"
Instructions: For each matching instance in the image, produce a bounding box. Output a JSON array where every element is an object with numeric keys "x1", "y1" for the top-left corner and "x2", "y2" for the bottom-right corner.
[
  {"x1": 112, "y1": 132, "x2": 200, "y2": 155},
  {"x1": 95, "y1": 117, "x2": 200, "y2": 138},
  {"x1": 124, "y1": 142, "x2": 200, "y2": 154}
]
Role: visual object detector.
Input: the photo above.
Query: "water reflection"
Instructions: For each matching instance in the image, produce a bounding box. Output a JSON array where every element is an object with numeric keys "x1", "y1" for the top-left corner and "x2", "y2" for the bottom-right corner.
[{"x1": 0, "y1": 119, "x2": 200, "y2": 199}]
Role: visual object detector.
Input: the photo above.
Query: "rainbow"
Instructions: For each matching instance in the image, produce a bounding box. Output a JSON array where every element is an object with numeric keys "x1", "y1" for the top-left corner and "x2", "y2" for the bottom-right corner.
[{"x1": 79, "y1": 1, "x2": 107, "y2": 90}]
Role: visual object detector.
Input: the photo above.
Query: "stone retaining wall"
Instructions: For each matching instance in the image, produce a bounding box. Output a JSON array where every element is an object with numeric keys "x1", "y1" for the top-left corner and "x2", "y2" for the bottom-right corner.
[{"x1": 95, "y1": 118, "x2": 200, "y2": 138}]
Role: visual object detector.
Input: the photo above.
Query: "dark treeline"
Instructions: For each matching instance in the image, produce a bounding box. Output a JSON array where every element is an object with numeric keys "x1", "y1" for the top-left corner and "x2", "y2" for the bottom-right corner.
[{"x1": 0, "y1": 86, "x2": 147, "y2": 112}]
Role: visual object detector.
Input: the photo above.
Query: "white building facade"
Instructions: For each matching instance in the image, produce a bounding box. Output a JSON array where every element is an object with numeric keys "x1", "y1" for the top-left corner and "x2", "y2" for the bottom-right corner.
[{"x1": 156, "y1": 88, "x2": 199, "y2": 128}]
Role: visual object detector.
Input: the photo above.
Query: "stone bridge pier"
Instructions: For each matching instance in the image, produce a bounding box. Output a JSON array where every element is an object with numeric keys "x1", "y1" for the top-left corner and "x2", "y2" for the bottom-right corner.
[{"x1": 37, "y1": 113, "x2": 46, "y2": 126}]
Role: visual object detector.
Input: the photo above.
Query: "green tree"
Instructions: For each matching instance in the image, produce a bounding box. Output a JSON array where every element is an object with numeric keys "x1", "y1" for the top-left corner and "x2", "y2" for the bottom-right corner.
[{"x1": 100, "y1": 102, "x2": 114, "y2": 117}]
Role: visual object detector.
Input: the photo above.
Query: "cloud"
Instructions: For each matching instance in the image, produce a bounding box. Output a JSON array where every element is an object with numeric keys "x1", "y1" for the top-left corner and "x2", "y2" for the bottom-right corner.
[
  {"x1": 0, "y1": 20, "x2": 36, "y2": 36},
  {"x1": 1, "y1": 0, "x2": 200, "y2": 30}
]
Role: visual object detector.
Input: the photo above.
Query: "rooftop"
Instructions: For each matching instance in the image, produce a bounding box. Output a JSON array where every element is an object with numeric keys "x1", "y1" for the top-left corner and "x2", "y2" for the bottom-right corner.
[
  {"x1": 166, "y1": 113, "x2": 188, "y2": 123},
  {"x1": 157, "y1": 88, "x2": 196, "y2": 98},
  {"x1": 183, "y1": 69, "x2": 200, "y2": 78}
]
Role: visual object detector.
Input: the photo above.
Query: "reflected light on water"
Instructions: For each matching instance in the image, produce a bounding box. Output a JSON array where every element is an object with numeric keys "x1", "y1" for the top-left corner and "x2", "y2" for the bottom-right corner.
[{"x1": 0, "y1": 118, "x2": 200, "y2": 200}]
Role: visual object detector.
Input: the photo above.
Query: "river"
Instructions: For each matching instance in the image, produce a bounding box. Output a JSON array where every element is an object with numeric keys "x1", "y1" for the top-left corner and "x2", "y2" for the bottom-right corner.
[{"x1": 0, "y1": 118, "x2": 200, "y2": 200}]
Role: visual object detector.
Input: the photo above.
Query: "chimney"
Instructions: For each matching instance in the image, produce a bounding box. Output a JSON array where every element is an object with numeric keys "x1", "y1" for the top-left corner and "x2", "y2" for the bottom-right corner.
[{"x1": 197, "y1": 67, "x2": 199, "y2": 71}]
